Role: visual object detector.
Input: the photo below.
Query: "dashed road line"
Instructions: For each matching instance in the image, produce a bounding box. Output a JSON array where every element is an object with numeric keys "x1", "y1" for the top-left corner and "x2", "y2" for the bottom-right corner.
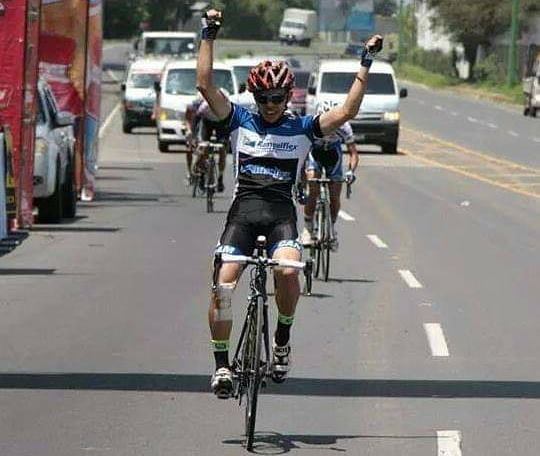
[
  {"x1": 437, "y1": 430, "x2": 462, "y2": 456},
  {"x1": 467, "y1": 116, "x2": 478, "y2": 123},
  {"x1": 450, "y1": 111, "x2": 458, "y2": 116},
  {"x1": 486, "y1": 122, "x2": 498, "y2": 129},
  {"x1": 424, "y1": 323, "x2": 450, "y2": 357},
  {"x1": 533, "y1": 137, "x2": 540, "y2": 143},
  {"x1": 366, "y1": 234, "x2": 388, "y2": 249},
  {"x1": 508, "y1": 130, "x2": 519, "y2": 137},
  {"x1": 398, "y1": 270, "x2": 423, "y2": 288},
  {"x1": 99, "y1": 103, "x2": 122, "y2": 139},
  {"x1": 338, "y1": 210, "x2": 355, "y2": 221},
  {"x1": 435, "y1": 105, "x2": 444, "y2": 111}
]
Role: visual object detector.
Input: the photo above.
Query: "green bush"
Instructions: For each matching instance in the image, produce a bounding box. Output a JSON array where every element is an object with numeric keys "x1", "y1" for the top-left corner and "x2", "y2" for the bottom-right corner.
[
  {"x1": 406, "y1": 47, "x2": 457, "y2": 79},
  {"x1": 474, "y1": 53, "x2": 506, "y2": 84}
]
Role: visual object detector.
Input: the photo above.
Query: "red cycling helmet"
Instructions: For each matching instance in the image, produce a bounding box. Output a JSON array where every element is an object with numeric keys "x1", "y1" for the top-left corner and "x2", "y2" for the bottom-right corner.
[{"x1": 247, "y1": 60, "x2": 295, "y2": 92}]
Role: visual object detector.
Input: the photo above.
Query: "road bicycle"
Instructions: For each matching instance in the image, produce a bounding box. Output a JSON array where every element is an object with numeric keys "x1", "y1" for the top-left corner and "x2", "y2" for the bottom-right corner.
[
  {"x1": 307, "y1": 176, "x2": 352, "y2": 282},
  {"x1": 213, "y1": 236, "x2": 307, "y2": 451},
  {"x1": 191, "y1": 139, "x2": 224, "y2": 213}
]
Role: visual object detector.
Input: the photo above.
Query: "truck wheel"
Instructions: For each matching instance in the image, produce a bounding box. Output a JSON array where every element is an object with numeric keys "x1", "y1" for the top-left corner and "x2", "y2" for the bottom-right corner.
[
  {"x1": 304, "y1": 39, "x2": 311, "y2": 47},
  {"x1": 158, "y1": 140, "x2": 169, "y2": 153},
  {"x1": 37, "y1": 160, "x2": 63, "y2": 223},
  {"x1": 382, "y1": 142, "x2": 398, "y2": 154},
  {"x1": 62, "y1": 160, "x2": 77, "y2": 219}
]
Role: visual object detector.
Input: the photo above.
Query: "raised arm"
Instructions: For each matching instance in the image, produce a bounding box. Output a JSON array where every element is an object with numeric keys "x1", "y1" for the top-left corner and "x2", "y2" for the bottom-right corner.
[
  {"x1": 196, "y1": 9, "x2": 231, "y2": 120},
  {"x1": 318, "y1": 35, "x2": 383, "y2": 135}
]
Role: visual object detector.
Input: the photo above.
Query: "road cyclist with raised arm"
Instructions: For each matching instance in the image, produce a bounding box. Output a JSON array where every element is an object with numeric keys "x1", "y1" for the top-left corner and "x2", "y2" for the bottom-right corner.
[
  {"x1": 301, "y1": 101, "x2": 359, "y2": 250},
  {"x1": 197, "y1": 8, "x2": 383, "y2": 398}
]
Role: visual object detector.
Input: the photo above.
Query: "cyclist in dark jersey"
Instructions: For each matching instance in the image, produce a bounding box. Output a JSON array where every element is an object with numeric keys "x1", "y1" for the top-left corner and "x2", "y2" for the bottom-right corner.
[{"x1": 197, "y1": 9, "x2": 383, "y2": 398}]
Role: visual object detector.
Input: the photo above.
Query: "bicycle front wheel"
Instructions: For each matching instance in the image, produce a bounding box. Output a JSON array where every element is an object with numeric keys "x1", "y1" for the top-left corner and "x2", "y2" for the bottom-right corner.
[
  {"x1": 244, "y1": 297, "x2": 263, "y2": 451},
  {"x1": 322, "y1": 207, "x2": 332, "y2": 282}
]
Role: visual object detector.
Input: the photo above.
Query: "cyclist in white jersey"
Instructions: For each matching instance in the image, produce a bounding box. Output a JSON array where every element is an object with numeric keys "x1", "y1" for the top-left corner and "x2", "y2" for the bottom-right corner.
[
  {"x1": 302, "y1": 100, "x2": 359, "y2": 250},
  {"x1": 197, "y1": 9, "x2": 383, "y2": 398}
]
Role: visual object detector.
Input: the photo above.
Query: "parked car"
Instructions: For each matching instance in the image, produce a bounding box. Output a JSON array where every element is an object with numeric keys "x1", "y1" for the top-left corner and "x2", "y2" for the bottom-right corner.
[
  {"x1": 121, "y1": 58, "x2": 167, "y2": 133},
  {"x1": 306, "y1": 59, "x2": 407, "y2": 153},
  {"x1": 34, "y1": 80, "x2": 77, "y2": 222},
  {"x1": 155, "y1": 60, "x2": 238, "y2": 152}
]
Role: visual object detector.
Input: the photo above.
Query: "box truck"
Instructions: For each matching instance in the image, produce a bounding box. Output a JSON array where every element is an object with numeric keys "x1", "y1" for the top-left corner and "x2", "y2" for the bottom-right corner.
[{"x1": 279, "y1": 8, "x2": 317, "y2": 47}]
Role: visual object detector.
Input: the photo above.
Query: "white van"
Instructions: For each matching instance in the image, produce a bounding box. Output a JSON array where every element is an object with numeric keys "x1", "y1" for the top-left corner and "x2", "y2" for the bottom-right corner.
[
  {"x1": 306, "y1": 59, "x2": 408, "y2": 153},
  {"x1": 155, "y1": 60, "x2": 238, "y2": 152},
  {"x1": 133, "y1": 31, "x2": 197, "y2": 59},
  {"x1": 121, "y1": 58, "x2": 167, "y2": 133}
]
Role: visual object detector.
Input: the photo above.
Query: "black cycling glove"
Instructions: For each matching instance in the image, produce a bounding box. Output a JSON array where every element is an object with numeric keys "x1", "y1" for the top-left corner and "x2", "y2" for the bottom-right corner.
[
  {"x1": 201, "y1": 11, "x2": 222, "y2": 40},
  {"x1": 360, "y1": 37, "x2": 383, "y2": 68}
]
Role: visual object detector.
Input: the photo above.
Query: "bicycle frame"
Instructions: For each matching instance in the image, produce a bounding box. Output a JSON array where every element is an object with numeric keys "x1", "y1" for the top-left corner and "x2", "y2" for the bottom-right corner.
[{"x1": 212, "y1": 237, "x2": 306, "y2": 450}]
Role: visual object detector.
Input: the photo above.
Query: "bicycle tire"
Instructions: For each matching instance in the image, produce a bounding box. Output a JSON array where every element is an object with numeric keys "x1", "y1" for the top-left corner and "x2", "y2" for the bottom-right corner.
[
  {"x1": 323, "y1": 207, "x2": 332, "y2": 282},
  {"x1": 191, "y1": 175, "x2": 199, "y2": 198},
  {"x1": 314, "y1": 205, "x2": 324, "y2": 278},
  {"x1": 206, "y1": 188, "x2": 214, "y2": 213},
  {"x1": 245, "y1": 297, "x2": 263, "y2": 451},
  {"x1": 303, "y1": 257, "x2": 313, "y2": 295}
]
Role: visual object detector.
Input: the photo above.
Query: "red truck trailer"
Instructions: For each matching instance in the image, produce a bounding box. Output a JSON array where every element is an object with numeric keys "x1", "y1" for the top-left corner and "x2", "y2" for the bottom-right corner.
[{"x1": 0, "y1": 0, "x2": 42, "y2": 228}]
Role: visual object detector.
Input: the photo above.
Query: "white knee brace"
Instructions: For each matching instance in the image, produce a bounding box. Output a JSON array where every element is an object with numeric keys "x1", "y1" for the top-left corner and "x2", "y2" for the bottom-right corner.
[{"x1": 214, "y1": 283, "x2": 235, "y2": 321}]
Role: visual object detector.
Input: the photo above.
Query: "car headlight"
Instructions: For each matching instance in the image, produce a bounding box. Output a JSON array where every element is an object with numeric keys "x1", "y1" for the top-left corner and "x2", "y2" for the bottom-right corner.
[
  {"x1": 35, "y1": 138, "x2": 48, "y2": 156},
  {"x1": 159, "y1": 108, "x2": 183, "y2": 121},
  {"x1": 383, "y1": 112, "x2": 400, "y2": 122}
]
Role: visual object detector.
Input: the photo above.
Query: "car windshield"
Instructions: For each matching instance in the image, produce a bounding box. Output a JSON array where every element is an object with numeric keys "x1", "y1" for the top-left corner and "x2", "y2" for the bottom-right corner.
[
  {"x1": 166, "y1": 69, "x2": 235, "y2": 96},
  {"x1": 128, "y1": 72, "x2": 161, "y2": 89},
  {"x1": 144, "y1": 37, "x2": 195, "y2": 55},
  {"x1": 295, "y1": 72, "x2": 310, "y2": 89},
  {"x1": 320, "y1": 72, "x2": 395, "y2": 95},
  {"x1": 233, "y1": 66, "x2": 252, "y2": 86},
  {"x1": 283, "y1": 21, "x2": 306, "y2": 30}
]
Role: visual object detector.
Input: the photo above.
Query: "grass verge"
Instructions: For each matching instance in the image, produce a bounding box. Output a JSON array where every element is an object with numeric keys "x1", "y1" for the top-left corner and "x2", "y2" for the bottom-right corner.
[{"x1": 396, "y1": 63, "x2": 523, "y2": 106}]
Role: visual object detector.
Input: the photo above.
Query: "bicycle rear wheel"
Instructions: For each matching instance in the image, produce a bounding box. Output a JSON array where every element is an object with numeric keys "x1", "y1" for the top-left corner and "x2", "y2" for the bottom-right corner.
[
  {"x1": 191, "y1": 175, "x2": 199, "y2": 198},
  {"x1": 322, "y1": 210, "x2": 332, "y2": 282},
  {"x1": 206, "y1": 161, "x2": 216, "y2": 213},
  {"x1": 314, "y1": 205, "x2": 324, "y2": 278},
  {"x1": 244, "y1": 298, "x2": 263, "y2": 451}
]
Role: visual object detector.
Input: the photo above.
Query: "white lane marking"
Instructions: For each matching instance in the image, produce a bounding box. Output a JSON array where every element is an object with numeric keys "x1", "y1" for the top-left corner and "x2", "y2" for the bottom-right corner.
[
  {"x1": 435, "y1": 105, "x2": 444, "y2": 111},
  {"x1": 508, "y1": 130, "x2": 519, "y2": 137},
  {"x1": 98, "y1": 102, "x2": 122, "y2": 139},
  {"x1": 398, "y1": 270, "x2": 423, "y2": 288},
  {"x1": 437, "y1": 430, "x2": 462, "y2": 456},
  {"x1": 450, "y1": 111, "x2": 458, "y2": 116},
  {"x1": 338, "y1": 210, "x2": 355, "y2": 222},
  {"x1": 467, "y1": 116, "x2": 478, "y2": 123},
  {"x1": 366, "y1": 234, "x2": 388, "y2": 248},
  {"x1": 533, "y1": 137, "x2": 540, "y2": 143},
  {"x1": 486, "y1": 122, "x2": 498, "y2": 129},
  {"x1": 424, "y1": 323, "x2": 450, "y2": 357},
  {"x1": 418, "y1": 100, "x2": 426, "y2": 105},
  {"x1": 106, "y1": 69, "x2": 120, "y2": 83}
]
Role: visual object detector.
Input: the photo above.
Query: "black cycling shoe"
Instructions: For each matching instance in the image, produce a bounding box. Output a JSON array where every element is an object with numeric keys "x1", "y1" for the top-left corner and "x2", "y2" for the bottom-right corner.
[{"x1": 217, "y1": 175, "x2": 225, "y2": 193}]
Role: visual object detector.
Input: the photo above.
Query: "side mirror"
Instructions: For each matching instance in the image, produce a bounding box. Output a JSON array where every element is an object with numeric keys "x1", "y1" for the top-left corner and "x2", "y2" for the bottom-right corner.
[
  {"x1": 154, "y1": 81, "x2": 161, "y2": 93},
  {"x1": 307, "y1": 86, "x2": 316, "y2": 95},
  {"x1": 238, "y1": 83, "x2": 246, "y2": 94},
  {"x1": 55, "y1": 111, "x2": 75, "y2": 128},
  {"x1": 120, "y1": 82, "x2": 126, "y2": 92},
  {"x1": 399, "y1": 88, "x2": 408, "y2": 98}
]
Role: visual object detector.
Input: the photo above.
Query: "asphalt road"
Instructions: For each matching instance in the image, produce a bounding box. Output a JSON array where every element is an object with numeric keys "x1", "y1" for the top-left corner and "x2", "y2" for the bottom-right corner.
[{"x1": 0, "y1": 42, "x2": 538, "y2": 455}]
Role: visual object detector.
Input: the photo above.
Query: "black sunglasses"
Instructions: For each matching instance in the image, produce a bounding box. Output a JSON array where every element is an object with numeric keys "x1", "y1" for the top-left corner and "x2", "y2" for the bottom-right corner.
[{"x1": 254, "y1": 92, "x2": 288, "y2": 105}]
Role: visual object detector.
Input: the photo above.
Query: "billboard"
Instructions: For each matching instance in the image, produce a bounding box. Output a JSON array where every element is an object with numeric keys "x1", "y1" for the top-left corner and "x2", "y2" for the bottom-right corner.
[
  {"x1": 319, "y1": 0, "x2": 374, "y2": 32},
  {"x1": 40, "y1": 0, "x2": 102, "y2": 200}
]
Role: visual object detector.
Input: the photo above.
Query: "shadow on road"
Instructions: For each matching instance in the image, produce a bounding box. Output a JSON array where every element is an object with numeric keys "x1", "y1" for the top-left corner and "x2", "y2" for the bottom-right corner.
[
  {"x1": 0, "y1": 268, "x2": 56, "y2": 276},
  {"x1": 0, "y1": 373, "x2": 538, "y2": 398},
  {"x1": 223, "y1": 431, "x2": 436, "y2": 454}
]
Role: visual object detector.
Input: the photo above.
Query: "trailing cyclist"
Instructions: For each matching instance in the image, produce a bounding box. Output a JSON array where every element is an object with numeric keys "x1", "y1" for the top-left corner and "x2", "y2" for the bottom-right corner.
[
  {"x1": 185, "y1": 89, "x2": 230, "y2": 192},
  {"x1": 302, "y1": 101, "x2": 359, "y2": 251},
  {"x1": 197, "y1": 8, "x2": 383, "y2": 398}
]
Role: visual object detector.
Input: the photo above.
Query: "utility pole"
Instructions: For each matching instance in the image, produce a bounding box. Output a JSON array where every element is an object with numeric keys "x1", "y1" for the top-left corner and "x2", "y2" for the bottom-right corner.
[
  {"x1": 397, "y1": 0, "x2": 405, "y2": 66},
  {"x1": 507, "y1": 0, "x2": 520, "y2": 85}
]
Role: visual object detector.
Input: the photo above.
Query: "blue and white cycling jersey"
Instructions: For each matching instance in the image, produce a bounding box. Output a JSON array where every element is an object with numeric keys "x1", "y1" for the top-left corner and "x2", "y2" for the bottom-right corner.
[{"x1": 228, "y1": 103, "x2": 320, "y2": 201}]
